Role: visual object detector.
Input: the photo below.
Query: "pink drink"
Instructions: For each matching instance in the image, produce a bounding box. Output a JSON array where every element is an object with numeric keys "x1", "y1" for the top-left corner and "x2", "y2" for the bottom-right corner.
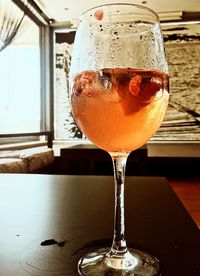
[{"x1": 71, "y1": 68, "x2": 169, "y2": 153}]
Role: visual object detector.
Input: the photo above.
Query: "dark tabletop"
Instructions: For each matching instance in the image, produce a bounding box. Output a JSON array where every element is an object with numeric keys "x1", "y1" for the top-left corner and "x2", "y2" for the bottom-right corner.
[{"x1": 0, "y1": 174, "x2": 199, "y2": 276}]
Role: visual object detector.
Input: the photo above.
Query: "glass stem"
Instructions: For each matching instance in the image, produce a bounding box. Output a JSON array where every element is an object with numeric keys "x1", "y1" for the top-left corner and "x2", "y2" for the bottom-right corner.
[{"x1": 109, "y1": 153, "x2": 129, "y2": 255}]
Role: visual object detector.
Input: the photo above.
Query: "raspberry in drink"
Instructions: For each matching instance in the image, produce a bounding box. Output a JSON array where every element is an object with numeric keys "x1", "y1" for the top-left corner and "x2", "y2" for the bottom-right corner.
[{"x1": 71, "y1": 68, "x2": 169, "y2": 153}]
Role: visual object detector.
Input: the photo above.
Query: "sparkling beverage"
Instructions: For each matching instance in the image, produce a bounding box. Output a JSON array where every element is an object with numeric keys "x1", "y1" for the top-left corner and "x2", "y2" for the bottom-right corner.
[{"x1": 71, "y1": 68, "x2": 169, "y2": 153}]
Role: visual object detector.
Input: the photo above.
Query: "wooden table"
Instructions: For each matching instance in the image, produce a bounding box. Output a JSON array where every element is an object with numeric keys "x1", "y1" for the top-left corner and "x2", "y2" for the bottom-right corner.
[{"x1": 0, "y1": 174, "x2": 199, "y2": 275}]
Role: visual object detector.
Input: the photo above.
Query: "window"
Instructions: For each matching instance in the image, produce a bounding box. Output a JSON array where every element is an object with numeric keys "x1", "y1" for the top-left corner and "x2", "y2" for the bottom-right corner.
[
  {"x1": 0, "y1": 1, "x2": 52, "y2": 147},
  {"x1": 0, "y1": 17, "x2": 41, "y2": 134}
]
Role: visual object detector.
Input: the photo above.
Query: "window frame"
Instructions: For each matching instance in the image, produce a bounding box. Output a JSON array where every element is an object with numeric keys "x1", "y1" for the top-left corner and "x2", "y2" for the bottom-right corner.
[{"x1": 0, "y1": 1, "x2": 53, "y2": 148}]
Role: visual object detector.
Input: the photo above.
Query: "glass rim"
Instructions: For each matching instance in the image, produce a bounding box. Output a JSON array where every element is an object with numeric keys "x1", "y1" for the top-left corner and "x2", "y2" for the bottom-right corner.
[{"x1": 80, "y1": 2, "x2": 159, "y2": 21}]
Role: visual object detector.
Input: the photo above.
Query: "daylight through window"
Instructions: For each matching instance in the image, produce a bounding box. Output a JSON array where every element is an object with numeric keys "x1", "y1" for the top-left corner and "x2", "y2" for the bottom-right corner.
[{"x1": 0, "y1": 17, "x2": 41, "y2": 134}]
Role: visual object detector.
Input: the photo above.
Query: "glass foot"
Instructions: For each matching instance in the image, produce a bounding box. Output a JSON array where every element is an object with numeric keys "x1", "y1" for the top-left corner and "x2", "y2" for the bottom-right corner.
[{"x1": 78, "y1": 247, "x2": 160, "y2": 275}]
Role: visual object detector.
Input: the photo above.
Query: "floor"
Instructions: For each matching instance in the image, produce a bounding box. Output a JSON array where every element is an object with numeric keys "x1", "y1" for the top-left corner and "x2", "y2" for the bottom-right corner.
[{"x1": 169, "y1": 178, "x2": 200, "y2": 229}]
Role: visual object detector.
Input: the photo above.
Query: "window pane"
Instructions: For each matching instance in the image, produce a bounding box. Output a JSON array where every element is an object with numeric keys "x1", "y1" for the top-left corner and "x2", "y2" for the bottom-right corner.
[{"x1": 0, "y1": 18, "x2": 41, "y2": 134}]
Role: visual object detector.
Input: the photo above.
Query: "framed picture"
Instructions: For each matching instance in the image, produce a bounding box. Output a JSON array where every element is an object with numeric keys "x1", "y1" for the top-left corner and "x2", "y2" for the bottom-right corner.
[
  {"x1": 153, "y1": 22, "x2": 200, "y2": 142},
  {"x1": 54, "y1": 23, "x2": 200, "y2": 151}
]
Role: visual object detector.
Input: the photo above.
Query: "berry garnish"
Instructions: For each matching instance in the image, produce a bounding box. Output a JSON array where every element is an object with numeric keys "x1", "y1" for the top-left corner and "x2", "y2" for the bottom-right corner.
[
  {"x1": 129, "y1": 75, "x2": 142, "y2": 96},
  {"x1": 94, "y1": 9, "x2": 103, "y2": 20},
  {"x1": 141, "y1": 78, "x2": 162, "y2": 101}
]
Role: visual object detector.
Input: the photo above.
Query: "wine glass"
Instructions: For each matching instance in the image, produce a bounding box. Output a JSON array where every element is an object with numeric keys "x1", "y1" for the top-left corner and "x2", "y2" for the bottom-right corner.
[{"x1": 69, "y1": 3, "x2": 169, "y2": 275}]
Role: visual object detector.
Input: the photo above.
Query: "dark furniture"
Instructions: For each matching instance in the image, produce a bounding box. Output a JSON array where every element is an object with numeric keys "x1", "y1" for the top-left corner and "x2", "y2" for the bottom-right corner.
[
  {"x1": 59, "y1": 144, "x2": 200, "y2": 177},
  {"x1": 60, "y1": 144, "x2": 147, "y2": 175},
  {"x1": 0, "y1": 174, "x2": 199, "y2": 275}
]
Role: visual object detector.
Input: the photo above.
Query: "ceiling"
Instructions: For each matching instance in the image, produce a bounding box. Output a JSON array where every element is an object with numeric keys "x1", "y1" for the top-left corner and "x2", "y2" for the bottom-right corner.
[{"x1": 35, "y1": 0, "x2": 200, "y2": 25}]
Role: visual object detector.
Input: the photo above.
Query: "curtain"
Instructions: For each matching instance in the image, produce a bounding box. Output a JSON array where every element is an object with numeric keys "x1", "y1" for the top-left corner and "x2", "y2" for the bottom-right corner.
[{"x1": 0, "y1": 0, "x2": 25, "y2": 52}]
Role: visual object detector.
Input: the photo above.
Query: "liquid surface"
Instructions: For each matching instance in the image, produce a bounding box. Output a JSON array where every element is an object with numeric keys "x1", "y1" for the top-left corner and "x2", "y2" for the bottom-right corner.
[{"x1": 71, "y1": 68, "x2": 169, "y2": 153}]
